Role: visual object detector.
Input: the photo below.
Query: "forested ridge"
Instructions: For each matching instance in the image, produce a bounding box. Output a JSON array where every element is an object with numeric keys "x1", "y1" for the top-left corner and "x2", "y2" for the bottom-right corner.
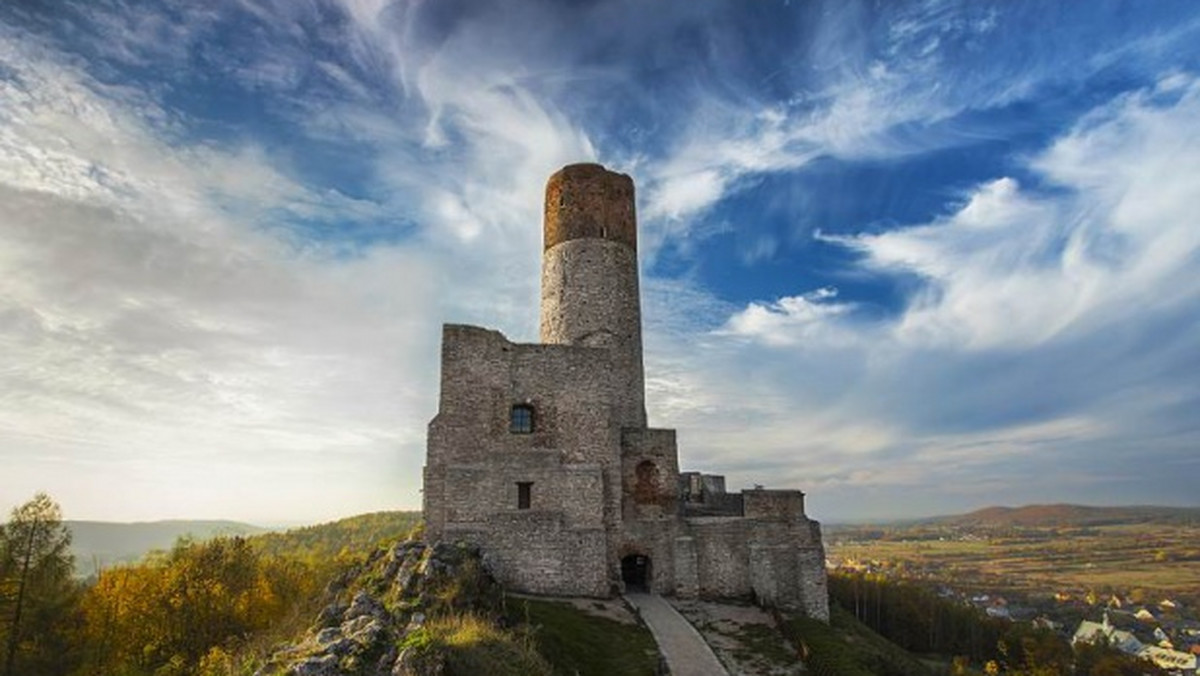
[
  {"x1": 250, "y1": 511, "x2": 422, "y2": 565},
  {"x1": 0, "y1": 493, "x2": 420, "y2": 676}
]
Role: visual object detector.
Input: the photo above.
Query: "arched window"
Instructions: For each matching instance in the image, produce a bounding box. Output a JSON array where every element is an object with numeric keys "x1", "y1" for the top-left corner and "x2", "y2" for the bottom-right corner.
[
  {"x1": 634, "y1": 460, "x2": 659, "y2": 505},
  {"x1": 510, "y1": 404, "x2": 534, "y2": 434}
]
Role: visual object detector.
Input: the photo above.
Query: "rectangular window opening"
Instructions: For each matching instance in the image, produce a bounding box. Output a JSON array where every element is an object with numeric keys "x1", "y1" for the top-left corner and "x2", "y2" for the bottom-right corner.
[
  {"x1": 517, "y1": 482, "x2": 533, "y2": 510},
  {"x1": 510, "y1": 404, "x2": 534, "y2": 434}
]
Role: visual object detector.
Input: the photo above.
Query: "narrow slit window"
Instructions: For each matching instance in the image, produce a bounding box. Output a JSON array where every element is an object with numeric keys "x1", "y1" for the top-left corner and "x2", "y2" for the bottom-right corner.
[
  {"x1": 510, "y1": 404, "x2": 534, "y2": 434},
  {"x1": 517, "y1": 482, "x2": 532, "y2": 510}
]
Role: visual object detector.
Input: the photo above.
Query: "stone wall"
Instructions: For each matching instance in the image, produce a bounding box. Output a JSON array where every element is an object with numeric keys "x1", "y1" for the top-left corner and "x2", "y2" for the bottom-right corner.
[
  {"x1": 445, "y1": 513, "x2": 609, "y2": 597},
  {"x1": 427, "y1": 324, "x2": 623, "y2": 469},
  {"x1": 795, "y1": 538, "x2": 831, "y2": 620},
  {"x1": 681, "y1": 493, "x2": 744, "y2": 517},
  {"x1": 673, "y1": 513, "x2": 830, "y2": 619},
  {"x1": 424, "y1": 323, "x2": 625, "y2": 596},
  {"x1": 673, "y1": 535, "x2": 699, "y2": 597},
  {"x1": 680, "y1": 472, "x2": 744, "y2": 516},
  {"x1": 743, "y1": 489, "x2": 806, "y2": 523},
  {"x1": 440, "y1": 461, "x2": 604, "y2": 528},
  {"x1": 621, "y1": 428, "x2": 680, "y2": 521},
  {"x1": 616, "y1": 428, "x2": 681, "y2": 593},
  {"x1": 540, "y1": 238, "x2": 645, "y2": 429},
  {"x1": 682, "y1": 517, "x2": 754, "y2": 600},
  {"x1": 677, "y1": 472, "x2": 726, "y2": 499}
]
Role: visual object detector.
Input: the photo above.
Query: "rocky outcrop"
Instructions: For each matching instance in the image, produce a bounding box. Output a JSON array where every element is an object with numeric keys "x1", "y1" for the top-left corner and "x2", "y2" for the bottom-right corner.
[{"x1": 255, "y1": 540, "x2": 501, "y2": 676}]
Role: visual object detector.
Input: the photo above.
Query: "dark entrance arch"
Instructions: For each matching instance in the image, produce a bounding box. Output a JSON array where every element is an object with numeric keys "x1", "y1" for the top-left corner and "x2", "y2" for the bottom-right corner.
[{"x1": 621, "y1": 554, "x2": 651, "y2": 592}]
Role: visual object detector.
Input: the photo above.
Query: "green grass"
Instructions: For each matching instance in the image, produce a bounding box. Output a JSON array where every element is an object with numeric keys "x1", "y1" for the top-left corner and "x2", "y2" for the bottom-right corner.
[
  {"x1": 403, "y1": 612, "x2": 553, "y2": 676},
  {"x1": 782, "y1": 606, "x2": 934, "y2": 676},
  {"x1": 505, "y1": 598, "x2": 660, "y2": 676},
  {"x1": 731, "y1": 622, "x2": 798, "y2": 669}
]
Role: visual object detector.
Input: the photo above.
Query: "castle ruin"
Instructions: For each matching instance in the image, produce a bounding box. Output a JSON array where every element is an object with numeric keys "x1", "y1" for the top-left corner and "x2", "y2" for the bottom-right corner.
[{"x1": 422, "y1": 163, "x2": 829, "y2": 619}]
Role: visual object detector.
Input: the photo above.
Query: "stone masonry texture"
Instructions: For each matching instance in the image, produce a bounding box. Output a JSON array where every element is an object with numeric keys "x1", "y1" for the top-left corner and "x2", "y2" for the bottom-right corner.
[{"x1": 422, "y1": 163, "x2": 829, "y2": 619}]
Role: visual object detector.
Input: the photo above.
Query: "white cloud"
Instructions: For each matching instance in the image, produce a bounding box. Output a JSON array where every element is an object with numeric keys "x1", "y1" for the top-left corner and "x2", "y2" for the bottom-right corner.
[
  {"x1": 847, "y1": 76, "x2": 1200, "y2": 350},
  {"x1": 646, "y1": 74, "x2": 1200, "y2": 517},
  {"x1": 0, "y1": 31, "x2": 438, "y2": 522},
  {"x1": 0, "y1": 1, "x2": 622, "y2": 521},
  {"x1": 4, "y1": 1, "x2": 1198, "y2": 523},
  {"x1": 721, "y1": 288, "x2": 856, "y2": 347}
]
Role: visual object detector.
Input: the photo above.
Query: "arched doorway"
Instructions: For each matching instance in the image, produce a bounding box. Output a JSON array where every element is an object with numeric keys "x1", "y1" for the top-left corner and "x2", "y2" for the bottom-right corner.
[{"x1": 621, "y1": 554, "x2": 651, "y2": 592}]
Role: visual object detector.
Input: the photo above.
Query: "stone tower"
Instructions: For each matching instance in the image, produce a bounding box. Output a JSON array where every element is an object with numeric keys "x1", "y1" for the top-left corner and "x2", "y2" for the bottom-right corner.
[
  {"x1": 422, "y1": 163, "x2": 828, "y2": 619},
  {"x1": 540, "y1": 163, "x2": 646, "y2": 428}
]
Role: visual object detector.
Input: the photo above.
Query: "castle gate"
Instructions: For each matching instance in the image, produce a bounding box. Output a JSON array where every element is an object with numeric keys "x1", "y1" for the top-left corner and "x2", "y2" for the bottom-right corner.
[{"x1": 621, "y1": 553, "x2": 652, "y2": 591}]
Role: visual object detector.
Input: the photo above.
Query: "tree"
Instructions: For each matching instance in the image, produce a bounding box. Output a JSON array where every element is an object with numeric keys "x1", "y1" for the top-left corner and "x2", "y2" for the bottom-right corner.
[
  {"x1": 76, "y1": 536, "x2": 322, "y2": 676},
  {"x1": 0, "y1": 492, "x2": 78, "y2": 676}
]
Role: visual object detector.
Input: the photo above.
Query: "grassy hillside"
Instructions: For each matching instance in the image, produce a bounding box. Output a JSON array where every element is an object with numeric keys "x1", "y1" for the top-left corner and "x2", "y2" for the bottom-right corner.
[
  {"x1": 504, "y1": 597, "x2": 660, "y2": 676},
  {"x1": 783, "y1": 606, "x2": 934, "y2": 676},
  {"x1": 250, "y1": 510, "x2": 421, "y2": 563},
  {"x1": 255, "y1": 539, "x2": 662, "y2": 676}
]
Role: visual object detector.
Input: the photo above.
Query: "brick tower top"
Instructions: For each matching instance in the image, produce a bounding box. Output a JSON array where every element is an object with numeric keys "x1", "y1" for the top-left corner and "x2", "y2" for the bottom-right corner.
[{"x1": 543, "y1": 163, "x2": 637, "y2": 252}]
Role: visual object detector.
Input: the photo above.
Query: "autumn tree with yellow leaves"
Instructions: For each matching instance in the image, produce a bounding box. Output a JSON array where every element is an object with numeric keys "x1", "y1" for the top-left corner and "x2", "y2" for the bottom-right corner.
[{"x1": 76, "y1": 536, "x2": 320, "y2": 676}]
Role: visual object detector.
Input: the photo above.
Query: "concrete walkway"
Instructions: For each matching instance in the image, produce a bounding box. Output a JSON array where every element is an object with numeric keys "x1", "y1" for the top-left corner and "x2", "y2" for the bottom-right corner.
[{"x1": 625, "y1": 593, "x2": 729, "y2": 676}]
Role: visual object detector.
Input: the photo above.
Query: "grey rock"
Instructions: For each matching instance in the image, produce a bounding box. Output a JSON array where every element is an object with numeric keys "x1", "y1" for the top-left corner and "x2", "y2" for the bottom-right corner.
[
  {"x1": 314, "y1": 627, "x2": 342, "y2": 646},
  {"x1": 375, "y1": 646, "x2": 399, "y2": 676},
  {"x1": 326, "y1": 637, "x2": 357, "y2": 656},
  {"x1": 404, "y1": 612, "x2": 425, "y2": 634},
  {"x1": 391, "y1": 647, "x2": 443, "y2": 676},
  {"x1": 343, "y1": 616, "x2": 385, "y2": 646},
  {"x1": 346, "y1": 591, "x2": 386, "y2": 621},
  {"x1": 316, "y1": 601, "x2": 347, "y2": 628},
  {"x1": 291, "y1": 654, "x2": 340, "y2": 676}
]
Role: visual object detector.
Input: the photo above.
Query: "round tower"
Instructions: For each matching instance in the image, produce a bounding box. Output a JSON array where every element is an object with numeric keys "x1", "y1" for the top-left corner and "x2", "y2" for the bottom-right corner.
[{"x1": 540, "y1": 163, "x2": 646, "y2": 428}]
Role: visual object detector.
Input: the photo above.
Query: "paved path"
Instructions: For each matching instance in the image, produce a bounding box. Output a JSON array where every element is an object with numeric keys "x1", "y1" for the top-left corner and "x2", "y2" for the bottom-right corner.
[{"x1": 625, "y1": 593, "x2": 729, "y2": 676}]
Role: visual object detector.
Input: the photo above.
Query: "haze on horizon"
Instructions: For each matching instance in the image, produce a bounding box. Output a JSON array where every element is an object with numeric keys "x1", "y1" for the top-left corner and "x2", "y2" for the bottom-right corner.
[{"x1": 2, "y1": 0, "x2": 1198, "y2": 525}]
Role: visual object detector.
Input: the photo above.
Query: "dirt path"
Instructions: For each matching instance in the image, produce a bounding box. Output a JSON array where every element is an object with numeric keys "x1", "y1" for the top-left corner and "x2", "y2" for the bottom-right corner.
[{"x1": 625, "y1": 593, "x2": 729, "y2": 676}]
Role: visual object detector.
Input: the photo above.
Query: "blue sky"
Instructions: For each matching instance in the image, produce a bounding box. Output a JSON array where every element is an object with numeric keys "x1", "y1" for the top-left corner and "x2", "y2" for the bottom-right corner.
[{"x1": 2, "y1": 0, "x2": 1198, "y2": 524}]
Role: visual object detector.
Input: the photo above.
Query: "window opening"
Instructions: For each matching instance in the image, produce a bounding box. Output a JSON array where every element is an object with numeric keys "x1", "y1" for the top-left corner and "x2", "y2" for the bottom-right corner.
[
  {"x1": 517, "y1": 482, "x2": 533, "y2": 510},
  {"x1": 510, "y1": 404, "x2": 534, "y2": 434}
]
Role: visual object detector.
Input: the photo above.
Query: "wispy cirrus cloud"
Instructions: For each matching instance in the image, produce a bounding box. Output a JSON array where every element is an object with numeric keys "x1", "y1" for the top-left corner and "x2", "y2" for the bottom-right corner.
[
  {"x1": 691, "y1": 73, "x2": 1200, "y2": 515},
  {"x1": 2, "y1": 0, "x2": 1198, "y2": 522},
  {"x1": 0, "y1": 26, "x2": 439, "y2": 520}
]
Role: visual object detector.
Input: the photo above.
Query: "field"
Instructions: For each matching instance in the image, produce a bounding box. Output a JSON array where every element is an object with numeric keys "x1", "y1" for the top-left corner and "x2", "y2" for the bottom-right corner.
[{"x1": 826, "y1": 519, "x2": 1200, "y2": 606}]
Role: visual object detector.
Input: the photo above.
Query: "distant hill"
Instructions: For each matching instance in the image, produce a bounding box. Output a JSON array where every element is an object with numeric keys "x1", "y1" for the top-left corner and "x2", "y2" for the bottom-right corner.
[
  {"x1": 64, "y1": 511, "x2": 424, "y2": 577},
  {"x1": 823, "y1": 504, "x2": 1200, "y2": 534},
  {"x1": 932, "y1": 504, "x2": 1200, "y2": 528},
  {"x1": 67, "y1": 519, "x2": 270, "y2": 576}
]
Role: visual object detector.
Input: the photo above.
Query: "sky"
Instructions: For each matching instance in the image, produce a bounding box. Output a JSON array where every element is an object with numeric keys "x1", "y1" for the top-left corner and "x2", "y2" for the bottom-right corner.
[{"x1": 2, "y1": 0, "x2": 1199, "y2": 525}]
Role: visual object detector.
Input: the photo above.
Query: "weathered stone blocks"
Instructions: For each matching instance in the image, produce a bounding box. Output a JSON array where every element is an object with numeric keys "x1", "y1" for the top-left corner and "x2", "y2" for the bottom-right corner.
[{"x1": 421, "y1": 163, "x2": 829, "y2": 620}]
